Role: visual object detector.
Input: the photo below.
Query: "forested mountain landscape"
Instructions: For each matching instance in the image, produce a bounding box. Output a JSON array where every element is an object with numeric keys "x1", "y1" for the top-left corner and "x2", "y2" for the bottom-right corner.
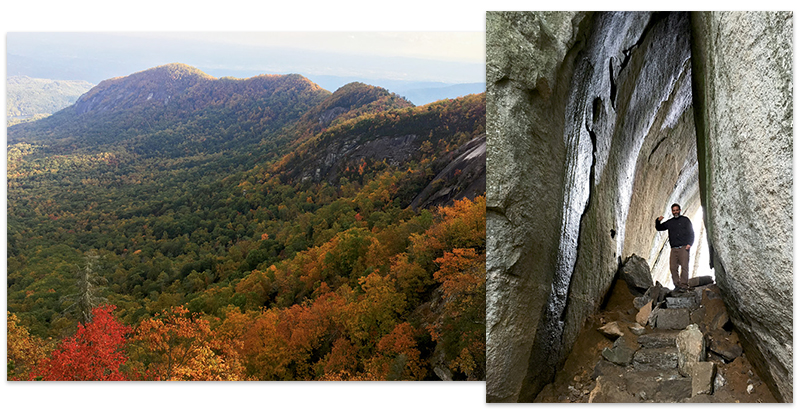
[
  {"x1": 7, "y1": 76, "x2": 94, "y2": 125},
  {"x1": 6, "y1": 63, "x2": 486, "y2": 381}
]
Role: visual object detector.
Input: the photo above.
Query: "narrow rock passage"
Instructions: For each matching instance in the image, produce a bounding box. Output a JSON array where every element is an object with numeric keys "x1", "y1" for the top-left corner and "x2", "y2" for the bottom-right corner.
[{"x1": 534, "y1": 260, "x2": 776, "y2": 403}]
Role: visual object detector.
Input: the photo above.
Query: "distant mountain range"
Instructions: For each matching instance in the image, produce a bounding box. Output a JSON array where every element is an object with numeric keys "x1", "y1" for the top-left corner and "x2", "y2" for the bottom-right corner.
[
  {"x1": 306, "y1": 75, "x2": 484, "y2": 106},
  {"x1": 7, "y1": 62, "x2": 486, "y2": 381},
  {"x1": 6, "y1": 76, "x2": 94, "y2": 122}
]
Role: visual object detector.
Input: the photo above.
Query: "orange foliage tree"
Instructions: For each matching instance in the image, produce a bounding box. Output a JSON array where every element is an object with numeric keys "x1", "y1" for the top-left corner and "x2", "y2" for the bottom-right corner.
[
  {"x1": 428, "y1": 248, "x2": 486, "y2": 380},
  {"x1": 132, "y1": 305, "x2": 242, "y2": 380},
  {"x1": 7, "y1": 312, "x2": 50, "y2": 380}
]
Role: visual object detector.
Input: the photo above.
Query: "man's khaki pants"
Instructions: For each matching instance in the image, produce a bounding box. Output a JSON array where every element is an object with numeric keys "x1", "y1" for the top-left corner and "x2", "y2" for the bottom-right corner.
[{"x1": 670, "y1": 246, "x2": 690, "y2": 289}]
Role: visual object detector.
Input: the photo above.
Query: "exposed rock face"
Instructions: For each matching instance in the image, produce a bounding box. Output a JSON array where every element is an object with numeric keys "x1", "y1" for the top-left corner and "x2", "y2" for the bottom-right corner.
[
  {"x1": 487, "y1": 10, "x2": 791, "y2": 403},
  {"x1": 690, "y1": 11, "x2": 793, "y2": 402},
  {"x1": 486, "y1": 11, "x2": 701, "y2": 402},
  {"x1": 486, "y1": 11, "x2": 591, "y2": 403},
  {"x1": 410, "y1": 135, "x2": 486, "y2": 210}
]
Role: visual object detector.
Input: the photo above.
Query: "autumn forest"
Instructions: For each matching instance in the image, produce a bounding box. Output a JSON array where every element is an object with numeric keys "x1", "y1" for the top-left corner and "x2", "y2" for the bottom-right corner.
[{"x1": 6, "y1": 63, "x2": 486, "y2": 381}]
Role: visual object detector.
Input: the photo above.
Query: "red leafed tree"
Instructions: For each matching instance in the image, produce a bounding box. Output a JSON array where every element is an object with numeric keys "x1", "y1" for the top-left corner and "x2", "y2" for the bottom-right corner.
[{"x1": 35, "y1": 305, "x2": 131, "y2": 381}]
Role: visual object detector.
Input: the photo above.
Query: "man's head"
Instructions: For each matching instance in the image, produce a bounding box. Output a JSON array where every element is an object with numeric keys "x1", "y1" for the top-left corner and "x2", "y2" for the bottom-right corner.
[{"x1": 671, "y1": 203, "x2": 681, "y2": 217}]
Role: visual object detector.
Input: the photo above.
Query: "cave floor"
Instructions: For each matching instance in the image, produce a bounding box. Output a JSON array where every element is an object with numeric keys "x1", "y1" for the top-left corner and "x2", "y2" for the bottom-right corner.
[{"x1": 534, "y1": 279, "x2": 777, "y2": 403}]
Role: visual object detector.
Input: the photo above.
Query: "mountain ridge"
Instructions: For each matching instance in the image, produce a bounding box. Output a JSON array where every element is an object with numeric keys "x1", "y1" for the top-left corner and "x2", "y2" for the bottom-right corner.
[{"x1": 7, "y1": 61, "x2": 487, "y2": 381}]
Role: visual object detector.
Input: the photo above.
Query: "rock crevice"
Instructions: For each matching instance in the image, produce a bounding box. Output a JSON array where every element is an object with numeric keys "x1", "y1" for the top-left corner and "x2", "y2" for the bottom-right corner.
[{"x1": 487, "y1": 10, "x2": 792, "y2": 403}]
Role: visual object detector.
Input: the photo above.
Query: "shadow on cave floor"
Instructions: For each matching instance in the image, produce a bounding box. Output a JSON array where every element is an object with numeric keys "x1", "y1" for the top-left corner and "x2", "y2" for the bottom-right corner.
[{"x1": 534, "y1": 277, "x2": 777, "y2": 403}]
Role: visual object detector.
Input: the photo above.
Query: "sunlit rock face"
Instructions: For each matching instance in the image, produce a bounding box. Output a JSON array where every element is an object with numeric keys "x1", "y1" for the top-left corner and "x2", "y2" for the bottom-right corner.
[
  {"x1": 486, "y1": 11, "x2": 700, "y2": 402},
  {"x1": 691, "y1": 11, "x2": 793, "y2": 402},
  {"x1": 544, "y1": 11, "x2": 698, "y2": 402}
]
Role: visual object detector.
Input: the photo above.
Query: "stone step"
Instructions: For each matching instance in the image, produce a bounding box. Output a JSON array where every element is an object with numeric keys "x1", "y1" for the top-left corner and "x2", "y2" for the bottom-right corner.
[
  {"x1": 652, "y1": 307, "x2": 691, "y2": 330},
  {"x1": 633, "y1": 347, "x2": 678, "y2": 371},
  {"x1": 637, "y1": 330, "x2": 680, "y2": 348},
  {"x1": 666, "y1": 295, "x2": 699, "y2": 310},
  {"x1": 688, "y1": 276, "x2": 714, "y2": 288},
  {"x1": 624, "y1": 369, "x2": 692, "y2": 402}
]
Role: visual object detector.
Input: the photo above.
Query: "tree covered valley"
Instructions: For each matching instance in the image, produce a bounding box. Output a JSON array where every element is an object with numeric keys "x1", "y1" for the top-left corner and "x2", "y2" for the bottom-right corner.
[{"x1": 6, "y1": 63, "x2": 486, "y2": 381}]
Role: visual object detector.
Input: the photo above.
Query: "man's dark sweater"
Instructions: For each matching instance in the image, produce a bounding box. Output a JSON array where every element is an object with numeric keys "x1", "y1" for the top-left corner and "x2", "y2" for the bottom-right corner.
[{"x1": 655, "y1": 215, "x2": 694, "y2": 248}]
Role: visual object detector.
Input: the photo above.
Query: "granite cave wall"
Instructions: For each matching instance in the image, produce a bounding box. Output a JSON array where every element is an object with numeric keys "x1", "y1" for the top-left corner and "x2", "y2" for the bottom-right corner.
[{"x1": 486, "y1": 11, "x2": 792, "y2": 403}]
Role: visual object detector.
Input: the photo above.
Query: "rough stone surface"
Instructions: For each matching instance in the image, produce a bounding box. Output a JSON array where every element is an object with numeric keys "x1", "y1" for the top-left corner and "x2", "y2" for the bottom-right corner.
[
  {"x1": 623, "y1": 370, "x2": 690, "y2": 401},
  {"x1": 635, "y1": 300, "x2": 653, "y2": 326},
  {"x1": 691, "y1": 11, "x2": 793, "y2": 402},
  {"x1": 629, "y1": 323, "x2": 645, "y2": 336},
  {"x1": 676, "y1": 324, "x2": 706, "y2": 376},
  {"x1": 588, "y1": 375, "x2": 638, "y2": 403},
  {"x1": 486, "y1": 10, "x2": 792, "y2": 403},
  {"x1": 637, "y1": 330, "x2": 680, "y2": 348},
  {"x1": 597, "y1": 321, "x2": 625, "y2": 339},
  {"x1": 591, "y1": 359, "x2": 625, "y2": 380},
  {"x1": 657, "y1": 375, "x2": 693, "y2": 402},
  {"x1": 620, "y1": 254, "x2": 654, "y2": 291},
  {"x1": 667, "y1": 295, "x2": 698, "y2": 309},
  {"x1": 655, "y1": 308, "x2": 691, "y2": 330},
  {"x1": 633, "y1": 347, "x2": 678, "y2": 371},
  {"x1": 485, "y1": 11, "x2": 592, "y2": 402},
  {"x1": 408, "y1": 135, "x2": 486, "y2": 210},
  {"x1": 635, "y1": 281, "x2": 669, "y2": 309},
  {"x1": 701, "y1": 296, "x2": 730, "y2": 332},
  {"x1": 691, "y1": 361, "x2": 716, "y2": 395},
  {"x1": 484, "y1": 11, "x2": 697, "y2": 402},
  {"x1": 602, "y1": 334, "x2": 639, "y2": 366},
  {"x1": 688, "y1": 276, "x2": 714, "y2": 288},
  {"x1": 714, "y1": 372, "x2": 726, "y2": 392},
  {"x1": 707, "y1": 330, "x2": 743, "y2": 362}
]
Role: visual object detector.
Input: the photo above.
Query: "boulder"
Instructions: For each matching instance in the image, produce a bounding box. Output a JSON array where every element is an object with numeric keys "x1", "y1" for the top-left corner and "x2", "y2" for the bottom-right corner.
[
  {"x1": 634, "y1": 281, "x2": 669, "y2": 309},
  {"x1": 656, "y1": 375, "x2": 693, "y2": 402},
  {"x1": 485, "y1": 10, "x2": 594, "y2": 402},
  {"x1": 676, "y1": 324, "x2": 706, "y2": 376},
  {"x1": 620, "y1": 254, "x2": 654, "y2": 292},
  {"x1": 633, "y1": 295, "x2": 650, "y2": 310},
  {"x1": 714, "y1": 372, "x2": 727, "y2": 392},
  {"x1": 690, "y1": 306, "x2": 705, "y2": 326},
  {"x1": 591, "y1": 359, "x2": 626, "y2": 380},
  {"x1": 624, "y1": 370, "x2": 690, "y2": 401}
]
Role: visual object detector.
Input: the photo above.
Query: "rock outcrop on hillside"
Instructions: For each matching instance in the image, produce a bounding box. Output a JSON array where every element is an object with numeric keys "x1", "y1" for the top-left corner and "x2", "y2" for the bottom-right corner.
[
  {"x1": 410, "y1": 134, "x2": 486, "y2": 210},
  {"x1": 690, "y1": 11, "x2": 793, "y2": 402}
]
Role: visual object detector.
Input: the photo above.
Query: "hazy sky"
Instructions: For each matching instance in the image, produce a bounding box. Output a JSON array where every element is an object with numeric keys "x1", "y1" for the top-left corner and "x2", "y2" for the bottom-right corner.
[
  {"x1": 6, "y1": 31, "x2": 485, "y2": 86},
  {"x1": 4, "y1": 1, "x2": 488, "y2": 87},
  {"x1": 134, "y1": 32, "x2": 484, "y2": 63}
]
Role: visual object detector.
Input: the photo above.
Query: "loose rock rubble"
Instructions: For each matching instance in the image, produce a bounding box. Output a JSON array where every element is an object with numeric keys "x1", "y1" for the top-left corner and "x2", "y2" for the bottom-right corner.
[{"x1": 534, "y1": 263, "x2": 777, "y2": 403}]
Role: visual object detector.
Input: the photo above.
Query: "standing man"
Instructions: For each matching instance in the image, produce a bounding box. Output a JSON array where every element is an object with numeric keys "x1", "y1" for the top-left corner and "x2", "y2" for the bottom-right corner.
[{"x1": 655, "y1": 203, "x2": 694, "y2": 292}]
